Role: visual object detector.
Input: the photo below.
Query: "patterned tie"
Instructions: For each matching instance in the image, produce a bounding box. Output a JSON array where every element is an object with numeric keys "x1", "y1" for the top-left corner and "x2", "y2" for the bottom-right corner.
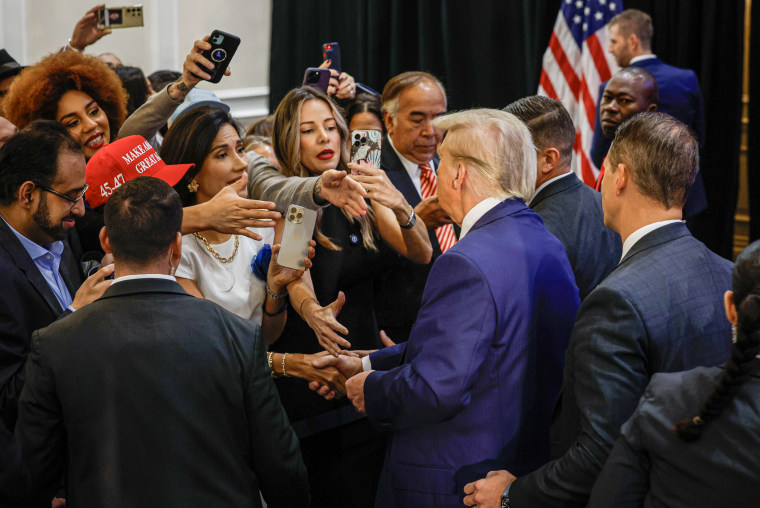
[{"x1": 419, "y1": 163, "x2": 457, "y2": 253}]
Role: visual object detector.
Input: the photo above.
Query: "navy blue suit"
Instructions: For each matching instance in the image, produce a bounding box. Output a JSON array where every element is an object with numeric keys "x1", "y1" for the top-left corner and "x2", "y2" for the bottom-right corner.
[
  {"x1": 510, "y1": 222, "x2": 733, "y2": 507},
  {"x1": 590, "y1": 58, "x2": 707, "y2": 217},
  {"x1": 530, "y1": 173, "x2": 621, "y2": 300},
  {"x1": 364, "y1": 199, "x2": 580, "y2": 507},
  {"x1": 589, "y1": 360, "x2": 760, "y2": 508}
]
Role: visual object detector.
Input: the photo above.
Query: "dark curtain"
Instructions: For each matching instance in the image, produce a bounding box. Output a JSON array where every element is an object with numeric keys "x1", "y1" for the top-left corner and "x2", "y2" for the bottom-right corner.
[
  {"x1": 749, "y1": 1, "x2": 759, "y2": 242},
  {"x1": 270, "y1": 0, "x2": 745, "y2": 259}
]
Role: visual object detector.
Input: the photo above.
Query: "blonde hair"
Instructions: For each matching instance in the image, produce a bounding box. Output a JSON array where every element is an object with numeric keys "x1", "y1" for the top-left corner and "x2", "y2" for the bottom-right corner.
[
  {"x1": 432, "y1": 109, "x2": 537, "y2": 202},
  {"x1": 273, "y1": 86, "x2": 377, "y2": 251}
]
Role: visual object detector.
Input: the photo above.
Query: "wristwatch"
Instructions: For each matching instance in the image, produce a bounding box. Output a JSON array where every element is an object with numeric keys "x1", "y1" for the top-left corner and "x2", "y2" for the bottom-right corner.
[
  {"x1": 501, "y1": 486, "x2": 511, "y2": 508},
  {"x1": 399, "y1": 206, "x2": 416, "y2": 229}
]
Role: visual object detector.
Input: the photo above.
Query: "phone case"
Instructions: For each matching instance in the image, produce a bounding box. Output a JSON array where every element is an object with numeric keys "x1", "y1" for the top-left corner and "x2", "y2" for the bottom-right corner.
[
  {"x1": 322, "y1": 42, "x2": 342, "y2": 72},
  {"x1": 350, "y1": 130, "x2": 383, "y2": 169},
  {"x1": 302, "y1": 68, "x2": 331, "y2": 94},
  {"x1": 278, "y1": 205, "x2": 318, "y2": 270},
  {"x1": 97, "y1": 5, "x2": 144, "y2": 29},
  {"x1": 201, "y1": 30, "x2": 241, "y2": 84}
]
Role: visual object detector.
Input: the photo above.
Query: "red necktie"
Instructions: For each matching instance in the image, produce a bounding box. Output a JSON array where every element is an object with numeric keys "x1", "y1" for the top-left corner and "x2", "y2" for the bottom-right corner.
[{"x1": 419, "y1": 163, "x2": 457, "y2": 253}]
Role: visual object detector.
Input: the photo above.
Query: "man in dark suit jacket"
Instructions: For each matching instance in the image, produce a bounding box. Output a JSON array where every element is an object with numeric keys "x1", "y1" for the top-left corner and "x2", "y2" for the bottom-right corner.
[
  {"x1": 15, "y1": 177, "x2": 309, "y2": 507},
  {"x1": 0, "y1": 121, "x2": 111, "y2": 432},
  {"x1": 590, "y1": 8, "x2": 706, "y2": 218},
  {"x1": 505, "y1": 96, "x2": 621, "y2": 300},
  {"x1": 373, "y1": 71, "x2": 452, "y2": 341},
  {"x1": 464, "y1": 113, "x2": 732, "y2": 507},
  {"x1": 321, "y1": 109, "x2": 579, "y2": 507}
]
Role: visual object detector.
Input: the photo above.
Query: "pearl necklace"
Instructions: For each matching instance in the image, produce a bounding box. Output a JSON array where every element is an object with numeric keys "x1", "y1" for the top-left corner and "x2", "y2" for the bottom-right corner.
[{"x1": 193, "y1": 232, "x2": 239, "y2": 263}]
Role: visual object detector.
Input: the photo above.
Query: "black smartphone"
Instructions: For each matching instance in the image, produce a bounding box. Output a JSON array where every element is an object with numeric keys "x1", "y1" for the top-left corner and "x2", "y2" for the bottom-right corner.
[
  {"x1": 302, "y1": 68, "x2": 331, "y2": 94},
  {"x1": 322, "y1": 42, "x2": 341, "y2": 72},
  {"x1": 200, "y1": 30, "x2": 240, "y2": 83}
]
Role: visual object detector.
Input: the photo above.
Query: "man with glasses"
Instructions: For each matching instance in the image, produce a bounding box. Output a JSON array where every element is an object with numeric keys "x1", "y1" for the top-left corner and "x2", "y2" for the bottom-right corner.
[{"x1": 0, "y1": 120, "x2": 112, "y2": 433}]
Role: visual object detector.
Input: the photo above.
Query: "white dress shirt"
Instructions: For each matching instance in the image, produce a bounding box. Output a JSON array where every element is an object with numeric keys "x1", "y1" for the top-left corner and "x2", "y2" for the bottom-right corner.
[
  {"x1": 620, "y1": 220, "x2": 684, "y2": 261},
  {"x1": 630, "y1": 54, "x2": 657, "y2": 65},
  {"x1": 111, "y1": 274, "x2": 177, "y2": 285},
  {"x1": 386, "y1": 134, "x2": 435, "y2": 198}
]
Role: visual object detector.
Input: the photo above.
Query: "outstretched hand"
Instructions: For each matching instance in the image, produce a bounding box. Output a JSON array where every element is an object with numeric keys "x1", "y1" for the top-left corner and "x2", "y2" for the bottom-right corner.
[
  {"x1": 320, "y1": 170, "x2": 368, "y2": 217},
  {"x1": 70, "y1": 4, "x2": 111, "y2": 51},
  {"x1": 462, "y1": 470, "x2": 517, "y2": 508},
  {"x1": 301, "y1": 291, "x2": 350, "y2": 356},
  {"x1": 201, "y1": 173, "x2": 280, "y2": 241}
]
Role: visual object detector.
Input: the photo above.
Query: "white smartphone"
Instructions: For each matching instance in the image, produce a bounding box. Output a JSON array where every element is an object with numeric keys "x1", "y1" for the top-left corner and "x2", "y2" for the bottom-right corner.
[{"x1": 278, "y1": 204, "x2": 318, "y2": 270}]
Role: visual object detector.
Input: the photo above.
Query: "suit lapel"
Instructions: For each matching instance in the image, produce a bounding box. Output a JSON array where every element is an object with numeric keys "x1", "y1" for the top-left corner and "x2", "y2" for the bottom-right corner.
[
  {"x1": 0, "y1": 217, "x2": 64, "y2": 314},
  {"x1": 619, "y1": 222, "x2": 691, "y2": 267},
  {"x1": 530, "y1": 173, "x2": 583, "y2": 208},
  {"x1": 59, "y1": 235, "x2": 83, "y2": 297}
]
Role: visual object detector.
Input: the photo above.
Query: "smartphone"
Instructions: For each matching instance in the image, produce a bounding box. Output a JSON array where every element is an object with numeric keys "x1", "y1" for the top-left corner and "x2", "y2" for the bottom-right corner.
[
  {"x1": 302, "y1": 67, "x2": 331, "y2": 94},
  {"x1": 97, "y1": 5, "x2": 144, "y2": 29},
  {"x1": 278, "y1": 205, "x2": 318, "y2": 270},
  {"x1": 322, "y1": 42, "x2": 341, "y2": 72},
  {"x1": 350, "y1": 130, "x2": 382, "y2": 172},
  {"x1": 200, "y1": 30, "x2": 241, "y2": 84}
]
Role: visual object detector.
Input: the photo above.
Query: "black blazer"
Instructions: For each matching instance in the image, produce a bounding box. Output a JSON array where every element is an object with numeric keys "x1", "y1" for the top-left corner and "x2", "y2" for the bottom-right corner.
[
  {"x1": 530, "y1": 172, "x2": 621, "y2": 300},
  {"x1": 373, "y1": 138, "x2": 443, "y2": 341},
  {"x1": 588, "y1": 359, "x2": 760, "y2": 508},
  {"x1": 511, "y1": 222, "x2": 733, "y2": 507},
  {"x1": 0, "y1": 217, "x2": 83, "y2": 431},
  {"x1": 15, "y1": 278, "x2": 309, "y2": 508}
]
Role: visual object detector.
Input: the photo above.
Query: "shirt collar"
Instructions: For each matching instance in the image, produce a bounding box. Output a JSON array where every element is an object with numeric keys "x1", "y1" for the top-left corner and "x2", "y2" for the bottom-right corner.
[
  {"x1": 387, "y1": 134, "x2": 435, "y2": 175},
  {"x1": 459, "y1": 197, "x2": 503, "y2": 239},
  {"x1": 630, "y1": 54, "x2": 657, "y2": 65},
  {"x1": 111, "y1": 274, "x2": 177, "y2": 285},
  {"x1": 620, "y1": 219, "x2": 683, "y2": 261},
  {"x1": 0, "y1": 214, "x2": 64, "y2": 263},
  {"x1": 528, "y1": 172, "x2": 573, "y2": 206}
]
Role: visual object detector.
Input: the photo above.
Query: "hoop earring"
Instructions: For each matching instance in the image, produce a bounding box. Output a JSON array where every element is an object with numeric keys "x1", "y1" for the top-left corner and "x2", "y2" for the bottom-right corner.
[{"x1": 187, "y1": 180, "x2": 199, "y2": 193}]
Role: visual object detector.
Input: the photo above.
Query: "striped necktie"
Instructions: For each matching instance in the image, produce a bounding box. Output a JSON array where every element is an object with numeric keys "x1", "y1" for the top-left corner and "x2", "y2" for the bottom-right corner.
[{"x1": 419, "y1": 163, "x2": 457, "y2": 253}]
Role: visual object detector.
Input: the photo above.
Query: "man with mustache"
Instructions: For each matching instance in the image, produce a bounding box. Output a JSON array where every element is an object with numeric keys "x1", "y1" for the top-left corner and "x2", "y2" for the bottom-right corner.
[
  {"x1": 593, "y1": 66, "x2": 658, "y2": 190},
  {"x1": 0, "y1": 120, "x2": 112, "y2": 434}
]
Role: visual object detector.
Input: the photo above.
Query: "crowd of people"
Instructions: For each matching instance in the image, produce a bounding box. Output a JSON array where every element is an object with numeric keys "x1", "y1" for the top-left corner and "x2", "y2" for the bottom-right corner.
[{"x1": 0, "y1": 5, "x2": 757, "y2": 508}]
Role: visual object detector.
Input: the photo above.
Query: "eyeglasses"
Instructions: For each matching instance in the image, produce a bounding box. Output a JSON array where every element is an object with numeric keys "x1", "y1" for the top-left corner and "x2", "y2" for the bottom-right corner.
[{"x1": 34, "y1": 182, "x2": 89, "y2": 212}]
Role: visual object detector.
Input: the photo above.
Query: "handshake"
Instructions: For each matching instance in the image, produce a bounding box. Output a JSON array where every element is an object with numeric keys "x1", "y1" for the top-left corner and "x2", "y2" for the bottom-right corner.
[{"x1": 301, "y1": 331, "x2": 396, "y2": 413}]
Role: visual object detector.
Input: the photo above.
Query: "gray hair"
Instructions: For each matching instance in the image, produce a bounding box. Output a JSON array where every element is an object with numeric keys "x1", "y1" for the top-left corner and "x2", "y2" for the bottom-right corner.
[
  {"x1": 381, "y1": 71, "x2": 447, "y2": 124},
  {"x1": 432, "y1": 109, "x2": 537, "y2": 201},
  {"x1": 608, "y1": 112, "x2": 698, "y2": 208}
]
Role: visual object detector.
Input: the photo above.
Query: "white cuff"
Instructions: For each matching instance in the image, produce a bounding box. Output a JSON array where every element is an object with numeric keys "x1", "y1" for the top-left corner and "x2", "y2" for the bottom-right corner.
[{"x1": 362, "y1": 355, "x2": 372, "y2": 372}]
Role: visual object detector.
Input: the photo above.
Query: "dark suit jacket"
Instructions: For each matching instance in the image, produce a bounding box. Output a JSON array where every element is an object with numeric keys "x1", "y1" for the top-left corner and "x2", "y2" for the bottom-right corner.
[
  {"x1": 365, "y1": 199, "x2": 580, "y2": 507},
  {"x1": 15, "y1": 278, "x2": 309, "y2": 508},
  {"x1": 510, "y1": 222, "x2": 733, "y2": 507},
  {"x1": 589, "y1": 359, "x2": 760, "y2": 508},
  {"x1": 0, "y1": 217, "x2": 83, "y2": 431},
  {"x1": 373, "y1": 137, "x2": 443, "y2": 340},
  {"x1": 590, "y1": 58, "x2": 707, "y2": 217},
  {"x1": 530, "y1": 172, "x2": 621, "y2": 299}
]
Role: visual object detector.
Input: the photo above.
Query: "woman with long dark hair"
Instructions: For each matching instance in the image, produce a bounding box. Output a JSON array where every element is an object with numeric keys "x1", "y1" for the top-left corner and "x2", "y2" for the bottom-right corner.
[{"x1": 588, "y1": 241, "x2": 760, "y2": 508}]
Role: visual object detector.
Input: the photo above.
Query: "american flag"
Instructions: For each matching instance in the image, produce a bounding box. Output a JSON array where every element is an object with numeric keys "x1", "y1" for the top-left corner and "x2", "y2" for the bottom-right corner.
[{"x1": 538, "y1": 0, "x2": 623, "y2": 186}]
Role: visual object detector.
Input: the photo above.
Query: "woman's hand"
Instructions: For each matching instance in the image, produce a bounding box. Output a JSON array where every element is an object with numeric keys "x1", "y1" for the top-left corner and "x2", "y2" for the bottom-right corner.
[
  {"x1": 301, "y1": 292, "x2": 351, "y2": 356},
  {"x1": 267, "y1": 242, "x2": 316, "y2": 291},
  {"x1": 169, "y1": 36, "x2": 232, "y2": 100},
  {"x1": 69, "y1": 4, "x2": 111, "y2": 51},
  {"x1": 348, "y1": 162, "x2": 408, "y2": 213},
  {"x1": 318, "y1": 60, "x2": 356, "y2": 99}
]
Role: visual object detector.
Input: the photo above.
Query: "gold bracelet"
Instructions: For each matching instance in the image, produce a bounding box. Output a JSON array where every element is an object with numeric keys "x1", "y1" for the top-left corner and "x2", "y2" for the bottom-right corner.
[
  {"x1": 298, "y1": 297, "x2": 318, "y2": 316},
  {"x1": 267, "y1": 351, "x2": 274, "y2": 374},
  {"x1": 282, "y1": 352, "x2": 289, "y2": 377}
]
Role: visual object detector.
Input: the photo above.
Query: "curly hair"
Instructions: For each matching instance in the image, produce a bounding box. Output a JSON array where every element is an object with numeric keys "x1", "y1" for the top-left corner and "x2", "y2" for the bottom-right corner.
[{"x1": 3, "y1": 51, "x2": 127, "y2": 137}]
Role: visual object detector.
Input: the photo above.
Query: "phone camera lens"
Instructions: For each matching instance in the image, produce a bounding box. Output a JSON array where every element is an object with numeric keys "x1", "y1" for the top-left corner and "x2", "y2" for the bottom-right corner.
[
  {"x1": 289, "y1": 214, "x2": 295, "y2": 221},
  {"x1": 307, "y1": 71, "x2": 320, "y2": 84},
  {"x1": 211, "y1": 48, "x2": 227, "y2": 62},
  {"x1": 296, "y1": 212, "x2": 303, "y2": 219},
  {"x1": 361, "y1": 137, "x2": 367, "y2": 144}
]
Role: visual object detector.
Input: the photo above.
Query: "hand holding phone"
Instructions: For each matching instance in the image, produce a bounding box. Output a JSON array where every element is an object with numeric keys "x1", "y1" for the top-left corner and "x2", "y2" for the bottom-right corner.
[
  {"x1": 97, "y1": 5, "x2": 144, "y2": 29},
  {"x1": 322, "y1": 42, "x2": 342, "y2": 72},
  {"x1": 198, "y1": 30, "x2": 240, "y2": 83},
  {"x1": 302, "y1": 68, "x2": 331, "y2": 94},
  {"x1": 350, "y1": 130, "x2": 382, "y2": 172}
]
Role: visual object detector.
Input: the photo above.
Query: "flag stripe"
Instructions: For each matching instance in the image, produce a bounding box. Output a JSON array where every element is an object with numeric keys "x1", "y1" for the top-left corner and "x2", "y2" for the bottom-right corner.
[
  {"x1": 549, "y1": 33, "x2": 581, "y2": 99},
  {"x1": 586, "y1": 33, "x2": 613, "y2": 82}
]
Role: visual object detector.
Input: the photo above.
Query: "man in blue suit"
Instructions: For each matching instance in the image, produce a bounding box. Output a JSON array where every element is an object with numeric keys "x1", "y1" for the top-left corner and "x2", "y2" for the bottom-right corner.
[
  {"x1": 464, "y1": 112, "x2": 732, "y2": 507},
  {"x1": 590, "y1": 9, "x2": 707, "y2": 218},
  {"x1": 324, "y1": 109, "x2": 580, "y2": 507}
]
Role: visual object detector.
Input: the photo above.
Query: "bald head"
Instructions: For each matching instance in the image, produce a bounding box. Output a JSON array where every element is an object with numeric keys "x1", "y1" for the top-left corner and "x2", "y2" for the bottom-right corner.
[{"x1": 600, "y1": 67, "x2": 658, "y2": 139}]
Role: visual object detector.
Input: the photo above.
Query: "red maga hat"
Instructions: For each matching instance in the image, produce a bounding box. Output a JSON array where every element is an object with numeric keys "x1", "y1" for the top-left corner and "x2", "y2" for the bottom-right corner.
[{"x1": 85, "y1": 135, "x2": 194, "y2": 208}]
